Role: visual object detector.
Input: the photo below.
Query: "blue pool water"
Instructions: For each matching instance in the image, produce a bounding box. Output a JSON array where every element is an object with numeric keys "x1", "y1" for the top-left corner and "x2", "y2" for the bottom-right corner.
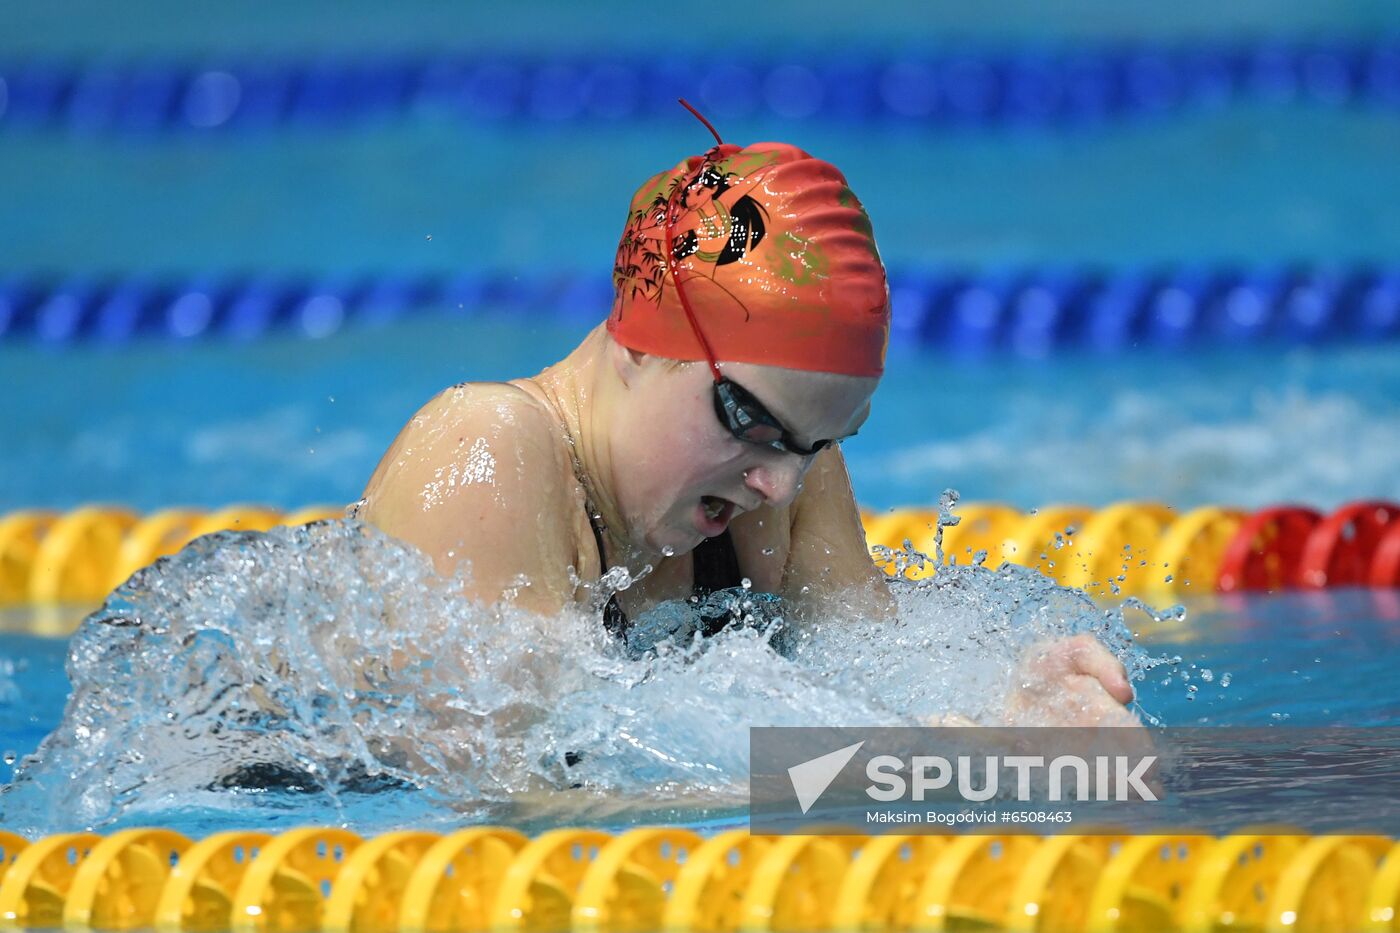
[
  {"x1": 6, "y1": 107, "x2": 1400, "y2": 275},
  {"x1": 1, "y1": 323, "x2": 1398, "y2": 836},
  {"x1": 3, "y1": 317, "x2": 1399, "y2": 514},
  {"x1": 0, "y1": 539, "x2": 1396, "y2": 838},
  {"x1": 2, "y1": 1, "x2": 1400, "y2": 838}
]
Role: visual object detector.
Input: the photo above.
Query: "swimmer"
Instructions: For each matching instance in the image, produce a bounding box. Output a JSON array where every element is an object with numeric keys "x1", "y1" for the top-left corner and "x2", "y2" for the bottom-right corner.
[{"x1": 357, "y1": 101, "x2": 1137, "y2": 727}]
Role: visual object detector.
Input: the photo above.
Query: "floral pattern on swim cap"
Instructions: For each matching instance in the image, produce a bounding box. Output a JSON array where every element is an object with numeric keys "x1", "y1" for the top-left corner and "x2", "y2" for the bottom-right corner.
[
  {"x1": 613, "y1": 144, "x2": 776, "y2": 318},
  {"x1": 607, "y1": 141, "x2": 890, "y2": 377}
]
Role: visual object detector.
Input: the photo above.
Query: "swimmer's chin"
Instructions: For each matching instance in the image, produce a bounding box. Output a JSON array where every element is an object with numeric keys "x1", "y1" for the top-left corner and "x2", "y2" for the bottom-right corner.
[
  {"x1": 636, "y1": 522, "x2": 708, "y2": 558},
  {"x1": 642, "y1": 532, "x2": 704, "y2": 558},
  {"x1": 634, "y1": 498, "x2": 738, "y2": 556}
]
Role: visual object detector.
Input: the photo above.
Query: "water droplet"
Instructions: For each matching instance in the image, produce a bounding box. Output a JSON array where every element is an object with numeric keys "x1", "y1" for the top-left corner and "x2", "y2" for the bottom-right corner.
[
  {"x1": 741, "y1": 577, "x2": 752, "y2": 590},
  {"x1": 761, "y1": 547, "x2": 775, "y2": 556},
  {"x1": 425, "y1": 234, "x2": 433, "y2": 241},
  {"x1": 661, "y1": 546, "x2": 675, "y2": 557},
  {"x1": 2, "y1": 751, "x2": 15, "y2": 766},
  {"x1": 327, "y1": 395, "x2": 336, "y2": 403}
]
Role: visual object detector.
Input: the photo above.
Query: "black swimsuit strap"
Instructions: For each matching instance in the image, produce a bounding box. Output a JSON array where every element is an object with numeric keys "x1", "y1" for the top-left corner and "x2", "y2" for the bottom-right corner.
[
  {"x1": 587, "y1": 506, "x2": 742, "y2": 641},
  {"x1": 585, "y1": 509, "x2": 630, "y2": 640},
  {"x1": 586, "y1": 504, "x2": 609, "y2": 569},
  {"x1": 692, "y1": 528, "x2": 743, "y2": 595}
]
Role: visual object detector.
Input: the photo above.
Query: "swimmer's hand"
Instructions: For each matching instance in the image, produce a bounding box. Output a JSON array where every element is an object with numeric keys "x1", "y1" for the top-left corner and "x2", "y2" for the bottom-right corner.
[{"x1": 1004, "y1": 633, "x2": 1141, "y2": 728}]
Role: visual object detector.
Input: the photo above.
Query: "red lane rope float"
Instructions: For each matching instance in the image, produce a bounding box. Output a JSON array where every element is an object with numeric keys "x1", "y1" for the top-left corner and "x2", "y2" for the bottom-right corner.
[
  {"x1": 1217, "y1": 506, "x2": 1324, "y2": 593},
  {"x1": 1297, "y1": 501, "x2": 1400, "y2": 589},
  {"x1": 1371, "y1": 521, "x2": 1400, "y2": 589}
]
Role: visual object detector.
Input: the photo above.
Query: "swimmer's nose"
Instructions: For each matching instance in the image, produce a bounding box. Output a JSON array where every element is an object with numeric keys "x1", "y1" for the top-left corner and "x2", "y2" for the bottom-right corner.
[{"x1": 744, "y1": 458, "x2": 805, "y2": 508}]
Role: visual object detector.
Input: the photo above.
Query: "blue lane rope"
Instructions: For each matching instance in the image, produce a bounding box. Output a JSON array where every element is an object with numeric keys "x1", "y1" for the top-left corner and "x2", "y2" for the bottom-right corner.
[
  {"x1": 1, "y1": 265, "x2": 1396, "y2": 352},
  {"x1": 1, "y1": 40, "x2": 1399, "y2": 133}
]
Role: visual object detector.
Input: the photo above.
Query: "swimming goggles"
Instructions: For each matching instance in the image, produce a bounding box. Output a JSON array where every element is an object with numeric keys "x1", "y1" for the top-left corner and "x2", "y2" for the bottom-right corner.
[
  {"x1": 663, "y1": 99, "x2": 843, "y2": 459},
  {"x1": 711, "y1": 378, "x2": 835, "y2": 457}
]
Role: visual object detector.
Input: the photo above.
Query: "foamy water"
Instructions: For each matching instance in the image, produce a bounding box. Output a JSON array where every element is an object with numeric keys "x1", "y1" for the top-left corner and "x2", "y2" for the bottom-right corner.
[
  {"x1": 867, "y1": 383, "x2": 1400, "y2": 511},
  {"x1": 0, "y1": 508, "x2": 1178, "y2": 836}
]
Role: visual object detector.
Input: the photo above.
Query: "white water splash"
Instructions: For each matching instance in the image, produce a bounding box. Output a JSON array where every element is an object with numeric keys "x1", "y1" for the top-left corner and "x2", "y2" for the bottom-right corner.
[
  {"x1": 0, "y1": 511, "x2": 1172, "y2": 836},
  {"x1": 870, "y1": 387, "x2": 1400, "y2": 510}
]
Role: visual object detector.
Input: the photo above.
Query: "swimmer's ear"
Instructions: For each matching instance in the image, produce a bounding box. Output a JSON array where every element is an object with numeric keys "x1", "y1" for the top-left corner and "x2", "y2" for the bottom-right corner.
[{"x1": 608, "y1": 337, "x2": 649, "y2": 388}]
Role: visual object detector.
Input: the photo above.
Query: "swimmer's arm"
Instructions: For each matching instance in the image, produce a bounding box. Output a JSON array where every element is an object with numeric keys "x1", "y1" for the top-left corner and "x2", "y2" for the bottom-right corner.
[
  {"x1": 358, "y1": 388, "x2": 579, "y2": 614},
  {"x1": 781, "y1": 446, "x2": 895, "y2": 621}
]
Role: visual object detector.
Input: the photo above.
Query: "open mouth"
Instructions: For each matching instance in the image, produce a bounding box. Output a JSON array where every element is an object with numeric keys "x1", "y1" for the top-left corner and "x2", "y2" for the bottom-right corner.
[{"x1": 697, "y1": 495, "x2": 736, "y2": 534}]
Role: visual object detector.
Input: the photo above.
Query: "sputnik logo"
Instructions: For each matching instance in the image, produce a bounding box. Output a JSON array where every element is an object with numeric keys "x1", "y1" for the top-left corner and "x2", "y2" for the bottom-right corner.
[{"x1": 787, "y1": 741, "x2": 864, "y2": 814}]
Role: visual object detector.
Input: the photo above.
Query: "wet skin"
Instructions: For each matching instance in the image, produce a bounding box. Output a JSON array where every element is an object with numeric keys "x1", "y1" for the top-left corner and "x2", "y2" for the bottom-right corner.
[{"x1": 359, "y1": 323, "x2": 1138, "y2": 727}]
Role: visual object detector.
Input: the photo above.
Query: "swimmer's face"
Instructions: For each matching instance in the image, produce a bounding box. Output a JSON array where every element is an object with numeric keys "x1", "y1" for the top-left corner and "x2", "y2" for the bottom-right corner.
[{"x1": 607, "y1": 349, "x2": 877, "y2": 554}]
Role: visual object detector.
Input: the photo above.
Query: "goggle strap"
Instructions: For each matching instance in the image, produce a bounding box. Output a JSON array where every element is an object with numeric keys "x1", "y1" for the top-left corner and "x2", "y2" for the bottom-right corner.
[
  {"x1": 678, "y1": 97, "x2": 724, "y2": 147},
  {"x1": 664, "y1": 98, "x2": 727, "y2": 385}
]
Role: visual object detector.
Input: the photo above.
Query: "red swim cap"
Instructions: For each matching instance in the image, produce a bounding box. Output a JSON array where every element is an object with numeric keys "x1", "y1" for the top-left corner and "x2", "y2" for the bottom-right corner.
[{"x1": 607, "y1": 141, "x2": 890, "y2": 377}]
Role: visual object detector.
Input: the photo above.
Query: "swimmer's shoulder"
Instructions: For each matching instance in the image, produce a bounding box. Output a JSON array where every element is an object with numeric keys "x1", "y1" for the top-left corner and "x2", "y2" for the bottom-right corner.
[
  {"x1": 413, "y1": 380, "x2": 552, "y2": 433},
  {"x1": 357, "y1": 381, "x2": 582, "y2": 608},
  {"x1": 424, "y1": 379, "x2": 579, "y2": 513},
  {"x1": 433, "y1": 380, "x2": 558, "y2": 438},
  {"x1": 363, "y1": 381, "x2": 567, "y2": 493}
]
